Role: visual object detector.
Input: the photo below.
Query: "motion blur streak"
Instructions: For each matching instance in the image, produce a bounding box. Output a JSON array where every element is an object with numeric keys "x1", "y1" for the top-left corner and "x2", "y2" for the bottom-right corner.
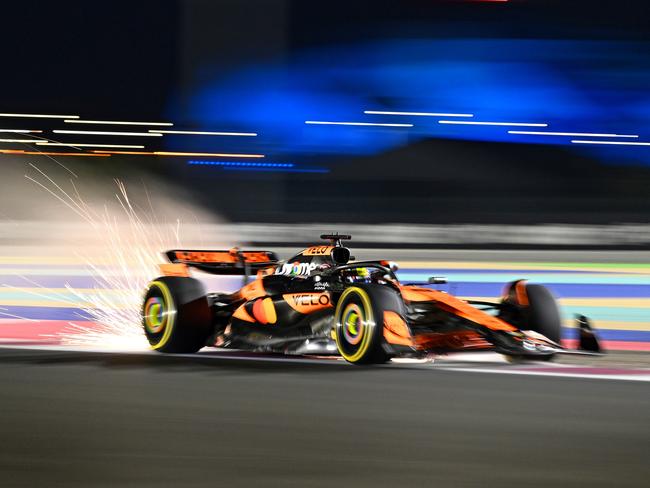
[
  {"x1": 0, "y1": 139, "x2": 43, "y2": 143},
  {"x1": 571, "y1": 140, "x2": 650, "y2": 146},
  {"x1": 439, "y1": 120, "x2": 548, "y2": 127},
  {"x1": 0, "y1": 150, "x2": 109, "y2": 157},
  {"x1": 509, "y1": 131, "x2": 639, "y2": 138},
  {"x1": 0, "y1": 113, "x2": 79, "y2": 119},
  {"x1": 150, "y1": 130, "x2": 258, "y2": 136},
  {"x1": 36, "y1": 143, "x2": 145, "y2": 149},
  {"x1": 223, "y1": 167, "x2": 328, "y2": 173},
  {"x1": 305, "y1": 120, "x2": 413, "y2": 127},
  {"x1": 364, "y1": 110, "x2": 474, "y2": 117},
  {"x1": 93, "y1": 150, "x2": 265, "y2": 158},
  {"x1": 0, "y1": 129, "x2": 43, "y2": 133},
  {"x1": 53, "y1": 130, "x2": 163, "y2": 137},
  {"x1": 188, "y1": 160, "x2": 293, "y2": 167},
  {"x1": 64, "y1": 119, "x2": 173, "y2": 126}
]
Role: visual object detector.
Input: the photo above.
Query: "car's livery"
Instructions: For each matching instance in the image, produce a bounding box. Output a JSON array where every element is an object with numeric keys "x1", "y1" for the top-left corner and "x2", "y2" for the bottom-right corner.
[{"x1": 142, "y1": 234, "x2": 601, "y2": 364}]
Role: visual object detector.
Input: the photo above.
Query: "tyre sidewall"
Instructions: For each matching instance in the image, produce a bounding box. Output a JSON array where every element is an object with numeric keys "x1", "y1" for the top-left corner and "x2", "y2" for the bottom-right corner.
[
  {"x1": 334, "y1": 284, "x2": 403, "y2": 364},
  {"x1": 143, "y1": 276, "x2": 211, "y2": 353}
]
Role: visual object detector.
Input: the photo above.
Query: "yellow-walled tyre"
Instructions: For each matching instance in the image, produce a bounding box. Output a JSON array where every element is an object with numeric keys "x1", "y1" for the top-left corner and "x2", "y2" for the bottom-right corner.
[
  {"x1": 334, "y1": 286, "x2": 389, "y2": 365},
  {"x1": 142, "y1": 276, "x2": 211, "y2": 353}
]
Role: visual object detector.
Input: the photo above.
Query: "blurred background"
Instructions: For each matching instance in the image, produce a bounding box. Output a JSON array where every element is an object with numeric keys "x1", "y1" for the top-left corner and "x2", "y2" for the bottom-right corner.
[
  {"x1": 1, "y1": 2, "x2": 649, "y2": 487},
  {"x1": 1, "y1": 0, "x2": 650, "y2": 227}
]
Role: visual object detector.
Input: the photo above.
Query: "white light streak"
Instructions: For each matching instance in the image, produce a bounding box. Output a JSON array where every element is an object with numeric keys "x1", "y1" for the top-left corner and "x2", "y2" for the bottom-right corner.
[
  {"x1": 149, "y1": 130, "x2": 257, "y2": 136},
  {"x1": 571, "y1": 140, "x2": 650, "y2": 147},
  {"x1": 65, "y1": 119, "x2": 173, "y2": 126},
  {"x1": 509, "y1": 131, "x2": 639, "y2": 138},
  {"x1": 0, "y1": 129, "x2": 42, "y2": 133},
  {"x1": 0, "y1": 138, "x2": 42, "y2": 143},
  {"x1": 36, "y1": 143, "x2": 146, "y2": 149},
  {"x1": 439, "y1": 120, "x2": 548, "y2": 127},
  {"x1": 53, "y1": 130, "x2": 163, "y2": 137},
  {"x1": 93, "y1": 150, "x2": 265, "y2": 158},
  {"x1": 305, "y1": 120, "x2": 413, "y2": 127},
  {"x1": 0, "y1": 113, "x2": 79, "y2": 119},
  {"x1": 0, "y1": 150, "x2": 108, "y2": 157},
  {"x1": 364, "y1": 110, "x2": 474, "y2": 117}
]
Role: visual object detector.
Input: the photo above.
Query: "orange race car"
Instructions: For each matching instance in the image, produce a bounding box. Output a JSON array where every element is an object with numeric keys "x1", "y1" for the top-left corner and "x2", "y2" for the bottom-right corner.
[{"x1": 142, "y1": 234, "x2": 601, "y2": 364}]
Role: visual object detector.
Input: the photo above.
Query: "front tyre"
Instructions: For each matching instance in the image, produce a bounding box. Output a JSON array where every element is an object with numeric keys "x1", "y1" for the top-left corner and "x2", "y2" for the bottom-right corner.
[
  {"x1": 142, "y1": 276, "x2": 212, "y2": 353},
  {"x1": 501, "y1": 281, "x2": 562, "y2": 344},
  {"x1": 500, "y1": 281, "x2": 562, "y2": 361},
  {"x1": 525, "y1": 284, "x2": 562, "y2": 344},
  {"x1": 334, "y1": 287, "x2": 388, "y2": 364}
]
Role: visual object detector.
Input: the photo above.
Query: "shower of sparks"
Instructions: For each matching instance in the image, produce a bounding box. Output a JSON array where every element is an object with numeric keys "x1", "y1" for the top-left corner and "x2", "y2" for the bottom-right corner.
[{"x1": 24, "y1": 166, "x2": 193, "y2": 349}]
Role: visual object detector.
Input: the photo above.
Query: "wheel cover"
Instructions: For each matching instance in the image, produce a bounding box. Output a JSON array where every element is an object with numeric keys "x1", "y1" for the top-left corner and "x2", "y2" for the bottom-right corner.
[
  {"x1": 144, "y1": 297, "x2": 166, "y2": 333},
  {"x1": 335, "y1": 287, "x2": 375, "y2": 363},
  {"x1": 342, "y1": 304, "x2": 364, "y2": 345},
  {"x1": 143, "y1": 281, "x2": 177, "y2": 350}
]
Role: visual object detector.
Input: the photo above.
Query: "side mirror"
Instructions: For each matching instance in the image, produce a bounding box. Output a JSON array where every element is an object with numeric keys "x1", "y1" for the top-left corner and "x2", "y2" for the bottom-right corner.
[
  {"x1": 428, "y1": 276, "x2": 447, "y2": 285},
  {"x1": 388, "y1": 261, "x2": 399, "y2": 273}
]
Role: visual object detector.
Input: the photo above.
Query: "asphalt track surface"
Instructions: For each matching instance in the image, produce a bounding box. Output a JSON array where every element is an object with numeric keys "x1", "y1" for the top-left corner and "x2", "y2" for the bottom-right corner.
[
  {"x1": 1, "y1": 248, "x2": 649, "y2": 487},
  {"x1": 1, "y1": 348, "x2": 648, "y2": 488}
]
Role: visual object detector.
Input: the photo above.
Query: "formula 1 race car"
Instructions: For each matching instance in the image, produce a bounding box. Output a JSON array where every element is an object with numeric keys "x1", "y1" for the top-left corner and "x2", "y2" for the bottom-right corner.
[{"x1": 142, "y1": 234, "x2": 601, "y2": 364}]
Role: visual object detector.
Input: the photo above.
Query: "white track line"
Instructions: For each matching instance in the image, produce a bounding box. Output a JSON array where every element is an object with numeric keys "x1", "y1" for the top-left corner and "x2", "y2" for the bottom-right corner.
[
  {"x1": 1, "y1": 344, "x2": 648, "y2": 381},
  {"x1": 437, "y1": 367, "x2": 650, "y2": 382}
]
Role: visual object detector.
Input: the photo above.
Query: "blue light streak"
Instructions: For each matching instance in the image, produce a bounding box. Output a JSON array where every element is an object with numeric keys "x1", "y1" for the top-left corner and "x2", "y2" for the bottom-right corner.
[
  {"x1": 188, "y1": 160, "x2": 294, "y2": 168},
  {"x1": 187, "y1": 160, "x2": 329, "y2": 173},
  {"x1": 222, "y1": 167, "x2": 329, "y2": 173}
]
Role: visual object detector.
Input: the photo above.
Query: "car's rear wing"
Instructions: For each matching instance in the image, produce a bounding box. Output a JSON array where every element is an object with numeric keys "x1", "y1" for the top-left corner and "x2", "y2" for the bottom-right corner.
[{"x1": 165, "y1": 249, "x2": 278, "y2": 275}]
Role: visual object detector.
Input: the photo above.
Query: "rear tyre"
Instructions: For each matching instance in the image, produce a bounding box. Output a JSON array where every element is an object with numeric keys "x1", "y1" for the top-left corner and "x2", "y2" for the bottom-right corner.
[
  {"x1": 334, "y1": 286, "x2": 389, "y2": 365},
  {"x1": 142, "y1": 276, "x2": 212, "y2": 353}
]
